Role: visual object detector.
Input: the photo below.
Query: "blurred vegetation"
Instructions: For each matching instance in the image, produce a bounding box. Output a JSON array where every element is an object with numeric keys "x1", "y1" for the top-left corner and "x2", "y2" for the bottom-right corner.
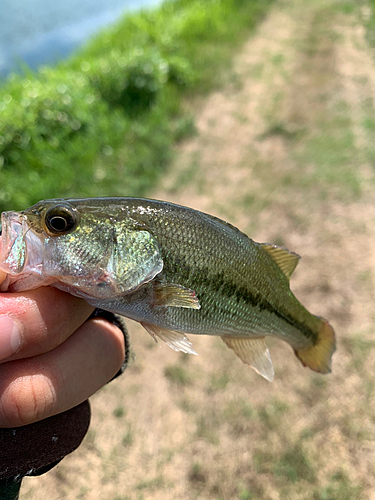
[
  {"x1": 0, "y1": 0, "x2": 273, "y2": 212},
  {"x1": 367, "y1": 0, "x2": 375, "y2": 45}
]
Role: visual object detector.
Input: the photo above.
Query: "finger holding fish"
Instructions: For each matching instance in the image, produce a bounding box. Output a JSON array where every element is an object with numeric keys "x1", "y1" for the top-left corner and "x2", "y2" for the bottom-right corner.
[
  {"x1": 0, "y1": 286, "x2": 94, "y2": 363},
  {"x1": 0, "y1": 240, "x2": 126, "y2": 427},
  {"x1": 0, "y1": 316, "x2": 125, "y2": 427}
]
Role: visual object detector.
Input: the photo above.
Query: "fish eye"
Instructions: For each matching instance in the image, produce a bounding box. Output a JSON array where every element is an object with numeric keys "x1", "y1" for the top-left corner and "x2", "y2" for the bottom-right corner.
[{"x1": 44, "y1": 205, "x2": 77, "y2": 235}]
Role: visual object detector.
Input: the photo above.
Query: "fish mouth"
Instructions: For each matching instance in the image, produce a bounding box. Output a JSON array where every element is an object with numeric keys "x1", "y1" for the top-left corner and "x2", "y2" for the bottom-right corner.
[{"x1": 0, "y1": 211, "x2": 43, "y2": 275}]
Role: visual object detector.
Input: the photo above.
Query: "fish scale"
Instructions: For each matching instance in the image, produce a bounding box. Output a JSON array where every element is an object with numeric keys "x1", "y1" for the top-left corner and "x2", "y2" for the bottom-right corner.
[
  {"x1": 121, "y1": 201, "x2": 320, "y2": 339},
  {"x1": 0, "y1": 197, "x2": 336, "y2": 381}
]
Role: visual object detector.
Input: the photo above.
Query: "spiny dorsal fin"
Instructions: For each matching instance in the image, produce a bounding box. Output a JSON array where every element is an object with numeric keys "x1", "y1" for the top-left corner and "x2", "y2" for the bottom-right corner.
[
  {"x1": 260, "y1": 243, "x2": 300, "y2": 280},
  {"x1": 152, "y1": 283, "x2": 200, "y2": 309},
  {"x1": 221, "y1": 337, "x2": 274, "y2": 382},
  {"x1": 141, "y1": 322, "x2": 198, "y2": 355}
]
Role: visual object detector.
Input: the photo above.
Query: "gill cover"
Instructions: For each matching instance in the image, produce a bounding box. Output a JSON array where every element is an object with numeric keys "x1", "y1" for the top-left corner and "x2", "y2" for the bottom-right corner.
[
  {"x1": 104, "y1": 227, "x2": 164, "y2": 296},
  {"x1": 44, "y1": 224, "x2": 164, "y2": 299}
]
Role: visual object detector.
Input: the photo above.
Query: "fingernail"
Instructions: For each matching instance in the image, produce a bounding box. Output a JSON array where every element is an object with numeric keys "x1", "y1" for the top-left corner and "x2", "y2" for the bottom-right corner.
[{"x1": 0, "y1": 316, "x2": 21, "y2": 361}]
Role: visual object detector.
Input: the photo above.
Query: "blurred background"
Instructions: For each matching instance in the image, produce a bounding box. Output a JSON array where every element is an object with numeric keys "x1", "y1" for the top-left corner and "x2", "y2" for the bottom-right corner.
[{"x1": 1, "y1": 0, "x2": 375, "y2": 498}]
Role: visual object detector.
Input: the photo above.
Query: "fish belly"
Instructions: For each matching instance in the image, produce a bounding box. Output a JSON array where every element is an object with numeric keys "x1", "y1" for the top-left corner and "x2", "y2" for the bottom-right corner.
[{"x1": 87, "y1": 283, "x2": 314, "y2": 352}]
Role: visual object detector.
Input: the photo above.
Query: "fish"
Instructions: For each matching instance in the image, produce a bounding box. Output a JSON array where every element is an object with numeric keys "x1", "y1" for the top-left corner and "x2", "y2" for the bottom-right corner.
[{"x1": 0, "y1": 197, "x2": 335, "y2": 381}]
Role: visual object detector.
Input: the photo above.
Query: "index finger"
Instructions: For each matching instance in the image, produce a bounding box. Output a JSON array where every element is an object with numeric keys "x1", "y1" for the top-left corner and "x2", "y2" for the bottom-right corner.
[{"x1": 0, "y1": 286, "x2": 95, "y2": 363}]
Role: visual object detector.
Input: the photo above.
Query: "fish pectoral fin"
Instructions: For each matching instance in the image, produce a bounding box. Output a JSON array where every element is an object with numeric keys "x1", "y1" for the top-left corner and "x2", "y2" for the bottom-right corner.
[
  {"x1": 221, "y1": 336, "x2": 274, "y2": 382},
  {"x1": 141, "y1": 322, "x2": 198, "y2": 355},
  {"x1": 260, "y1": 243, "x2": 300, "y2": 280},
  {"x1": 152, "y1": 283, "x2": 201, "y2": 309}
]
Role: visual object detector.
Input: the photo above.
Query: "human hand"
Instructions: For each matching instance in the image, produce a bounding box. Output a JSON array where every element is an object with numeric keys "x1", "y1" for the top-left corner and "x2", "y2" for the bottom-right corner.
[{"x1": 0, "y1": 246, "x2": 126, "y2": 428}]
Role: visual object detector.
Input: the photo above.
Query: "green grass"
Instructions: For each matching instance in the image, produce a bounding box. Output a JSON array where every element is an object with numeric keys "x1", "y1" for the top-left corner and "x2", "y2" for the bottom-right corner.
[
  {"x1": 222, "y1": 398, "x2": 255, "y2": 437},
  {"x1": 367, "y1": 0, "x2": 375, "y2": 46},
  {"x1": 164, "y1": 363, "x2": 193, "y2": 386},
  {"x1": 314, "y1": 470, "x2": 363, "y2": 500},
  {"x1": 195, "y1": 412, "x2": 221, "y2": 445},
  {"x1": 113, "y1": 406, "x2": 126, "y2": 418},
  {"x1": 207, "y1": 371, "x2": 231, "y2": 393},
  {"x1": 273, "y1": 444, "x2": 316, "y2": 484},
  {"x1": 341, "y1": 335, "x2": 375, "y2": 372},
  {"x1": 0, "y1": 0, "x2": 274, "y2": 213},
  {"x1": 238, "y1": 486, "x2": 252, "y2": 500},
  {"x1": 255, "y1": 2, "x2": 375, "y2": 203},
  {"x1": 166, "y1": 150, "x2": 200, "y2": 194},
  {"x1": 257, "y1": 399, "x2": 289, "y2": 431},
  {"x1": 136, "y1": 475, "x2": 168, "y2": 491},
  {"x1": 122, "y1": 427, "x2": 134, "y2": 447},
  {"x1": 296, "y1": 121, "x2": 361, "y2": 195},
  {"x1": 254, "y1": 443, "x2": 316, "y2": 485},
  {"x1": 188, "y1": 462, "x2": 207, "y2": 486}
]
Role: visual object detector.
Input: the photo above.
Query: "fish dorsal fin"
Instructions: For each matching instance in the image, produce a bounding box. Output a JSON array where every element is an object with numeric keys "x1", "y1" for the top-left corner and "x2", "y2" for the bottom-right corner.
[
  {"x1": 222, "y1": 337, "x2": 274, "y2": 382},
  {"x1": 141, "y1": 322, "x2": 198, "y2": 355},
  {"x1": 260, "y1": 243, "x2": 300, "y2": 280},
  {"x1": 152, "y1": 283, "x2": 201, "y2": 309}
]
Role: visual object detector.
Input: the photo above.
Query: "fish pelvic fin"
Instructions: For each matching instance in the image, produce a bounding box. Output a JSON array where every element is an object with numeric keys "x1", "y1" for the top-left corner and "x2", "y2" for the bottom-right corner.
[
  {"x1": 260, "y1": 243, "x2": 300, "y2": 280},
  {"x1": 152, "y1": 283, "x2": 201, "y2": 309},
  {"x1": 222, "y1": 337, "x2": 274, "y2": 382},
  {"x1": 295, "y1": 319, "x2": 336, "y2": 374},
  {"x1": 141, "y1": 322, "x2": 198, "y2": 355}
]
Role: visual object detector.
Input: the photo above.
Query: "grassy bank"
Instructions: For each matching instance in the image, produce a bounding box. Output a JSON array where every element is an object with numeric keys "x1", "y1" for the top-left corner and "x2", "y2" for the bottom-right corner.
[{"x1": 0, "y1": 0, "x2": 273, "y2": 213}]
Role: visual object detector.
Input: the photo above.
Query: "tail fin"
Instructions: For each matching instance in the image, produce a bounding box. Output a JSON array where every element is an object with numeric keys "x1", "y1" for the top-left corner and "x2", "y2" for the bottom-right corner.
[{"x1": 295, "y1": 319, "x2": 336, "y2": 374}]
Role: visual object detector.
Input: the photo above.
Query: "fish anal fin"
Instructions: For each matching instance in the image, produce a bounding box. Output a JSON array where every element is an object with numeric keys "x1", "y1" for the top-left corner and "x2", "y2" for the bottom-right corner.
[
  {"x1": 260, "y1": 243, "x2": 300, "y2": 280},
  {"x1": 152, "y1": 283, "x2": 200, "y2": 309},
  {"x1": 141, "y1": 322, "x2": 198, "y2": 355},
  {"x1": 222, "y1": 336, "x2": 274, "y2": 382},
  {"x1": 295, "y1": 319, "x2": 335, "y2": 374}
]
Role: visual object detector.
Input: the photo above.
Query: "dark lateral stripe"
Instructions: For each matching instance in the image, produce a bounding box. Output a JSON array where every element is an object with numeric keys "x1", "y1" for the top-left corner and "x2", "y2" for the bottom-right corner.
[{"x1": 163, "y1": 257, "x2": 317, "y2": 342}]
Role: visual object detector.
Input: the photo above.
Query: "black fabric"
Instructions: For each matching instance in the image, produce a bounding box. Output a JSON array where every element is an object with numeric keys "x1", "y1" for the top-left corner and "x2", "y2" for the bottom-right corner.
[
  {"x1": 0, "y1": 309, "x2": 130, "y2": 482},
  {"x1": 0, "y1": 400, "x2": 91, "y2": 481},
  {"x1": 0, "y1": 478, "x2": 22, "y2": 500}
]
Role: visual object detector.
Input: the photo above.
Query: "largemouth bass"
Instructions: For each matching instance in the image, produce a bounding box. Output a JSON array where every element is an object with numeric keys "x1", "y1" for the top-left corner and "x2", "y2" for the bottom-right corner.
[{"x1": 0, "y1": 198, "x2": 335, "y2": 381}]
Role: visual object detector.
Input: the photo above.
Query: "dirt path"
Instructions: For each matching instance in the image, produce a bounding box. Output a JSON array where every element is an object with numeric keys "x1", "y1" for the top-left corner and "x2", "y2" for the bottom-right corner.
[{"x1": 24, "y1": 1, "x2": 375, "y2": 499}]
